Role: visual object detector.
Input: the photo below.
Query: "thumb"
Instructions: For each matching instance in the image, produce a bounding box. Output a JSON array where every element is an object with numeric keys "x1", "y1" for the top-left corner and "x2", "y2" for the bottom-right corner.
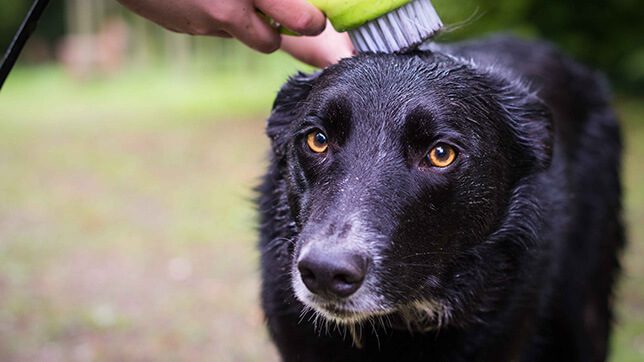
[{"x1": 280, "y1": 22, "x2": 354, "y2": 68}]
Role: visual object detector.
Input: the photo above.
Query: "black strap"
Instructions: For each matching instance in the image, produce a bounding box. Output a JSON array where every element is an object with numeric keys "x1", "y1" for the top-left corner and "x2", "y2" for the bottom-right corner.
[{"x1": 0, "y1": 0, "x2": 52, "y2": 91}]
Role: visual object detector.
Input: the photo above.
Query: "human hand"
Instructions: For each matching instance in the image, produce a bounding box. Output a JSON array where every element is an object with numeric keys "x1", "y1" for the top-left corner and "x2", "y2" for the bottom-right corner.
[{"x1": 117, "y1": 0, "x2": 332, "y2": 54}]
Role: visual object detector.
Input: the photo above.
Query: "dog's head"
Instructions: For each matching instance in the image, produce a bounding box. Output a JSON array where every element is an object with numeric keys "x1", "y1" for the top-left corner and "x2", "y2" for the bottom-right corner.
[{"x1": 267, "y1": 52, "x2": 553, "y2": 329}]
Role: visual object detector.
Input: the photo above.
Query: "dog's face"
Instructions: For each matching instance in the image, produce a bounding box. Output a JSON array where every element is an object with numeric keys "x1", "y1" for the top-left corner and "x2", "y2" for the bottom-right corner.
[{"x1": 267, "y1": 53, "x2": 552, "y2": 329}]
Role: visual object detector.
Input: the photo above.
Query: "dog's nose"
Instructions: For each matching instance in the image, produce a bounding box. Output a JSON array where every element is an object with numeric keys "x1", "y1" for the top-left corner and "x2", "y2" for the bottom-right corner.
[{"x1": 297, "y1": 248, "x2": 368, "y2": 298}]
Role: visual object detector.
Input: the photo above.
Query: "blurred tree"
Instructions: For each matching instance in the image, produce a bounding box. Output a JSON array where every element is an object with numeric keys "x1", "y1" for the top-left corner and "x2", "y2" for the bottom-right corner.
[
  {"x1": 527, "y1": 0, "x2": 644, "y2": 93},
  {"x1": 0, "y1": 0, "x2": 64, "y2": 55},
  {"x1": 433, "y1": 0, "x2": 644, "y2": 93},
  {"x1": 0, "y1": 0, "x2": 31, "y2": 51}
]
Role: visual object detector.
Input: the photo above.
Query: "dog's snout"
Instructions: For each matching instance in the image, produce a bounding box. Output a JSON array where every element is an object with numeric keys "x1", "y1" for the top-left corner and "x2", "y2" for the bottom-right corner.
[{"x1": 297, "y1": 248, "x2": 368, "y2": 298}]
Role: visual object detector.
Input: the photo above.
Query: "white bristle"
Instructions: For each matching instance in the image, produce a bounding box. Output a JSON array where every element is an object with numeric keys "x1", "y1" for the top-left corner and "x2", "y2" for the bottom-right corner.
[
  {"x1": 350, "y1": 30, "x2": 368, "y2": 52},
  {"x1": 347, "y1": 0, "x2": 443, "y2": 53}
]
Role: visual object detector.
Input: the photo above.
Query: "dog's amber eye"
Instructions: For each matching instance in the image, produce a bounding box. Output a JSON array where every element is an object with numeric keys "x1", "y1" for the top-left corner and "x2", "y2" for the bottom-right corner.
[
  {"x1": 307, "y1": 131, "x2": 328, "y2": 153},
  {"x1": 427, "y1": 144, "x2": 456, "y2": 167}
]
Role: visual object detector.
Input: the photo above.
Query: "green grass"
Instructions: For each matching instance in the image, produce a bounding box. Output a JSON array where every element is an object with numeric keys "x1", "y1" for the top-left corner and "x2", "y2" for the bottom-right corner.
[
  {"x1": 0, "y1": 64, "x2": 642, "y2": 361},
  {"x1": 610, "y1": 97, "x2": 644, "y2": 362},
  {"x1": 0, "y1": 47, "x2": 313, "y2": 131}
]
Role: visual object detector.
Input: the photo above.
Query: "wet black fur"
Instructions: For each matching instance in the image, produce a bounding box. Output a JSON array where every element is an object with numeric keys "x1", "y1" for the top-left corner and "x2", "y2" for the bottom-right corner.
[{"x1": 257, "y1": 36, "x2": 624, "y2": 361}]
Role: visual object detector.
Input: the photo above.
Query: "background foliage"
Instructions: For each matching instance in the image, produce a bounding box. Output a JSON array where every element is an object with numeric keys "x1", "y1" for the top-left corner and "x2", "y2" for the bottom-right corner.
[
  {"x1": 2, "y1": 0, "x2": 643, "y2": 93},
  {"x1": 433, "y1": 0, "x2": 644, "y2": 93}
]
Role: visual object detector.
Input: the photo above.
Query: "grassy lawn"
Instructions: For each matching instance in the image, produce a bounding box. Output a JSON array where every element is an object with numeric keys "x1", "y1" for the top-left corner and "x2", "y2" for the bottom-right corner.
[{"x1": 0, "y1": 64, "x2": 642, "y2": 361}]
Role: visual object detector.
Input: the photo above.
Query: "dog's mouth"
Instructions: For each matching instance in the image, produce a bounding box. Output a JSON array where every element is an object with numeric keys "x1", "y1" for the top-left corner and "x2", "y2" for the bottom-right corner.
[
  {"x1": 319, "y1": 302, "x2": 356, "y2": 317},
  {"x1": 301, "y1": 292, "x2": 451, "y2": 332},
  {"x1": 301, "y1": 293, "x2": 393, "y2": 324}
]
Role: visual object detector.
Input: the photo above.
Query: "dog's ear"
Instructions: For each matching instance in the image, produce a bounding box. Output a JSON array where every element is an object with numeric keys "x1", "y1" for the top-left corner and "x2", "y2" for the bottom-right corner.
[
  {"x1": 511, "y1": 94, "x2": 553, "y2": 172},
  {"x1": 267, "y1": 71, "x2": 321, "y2": 161},
  {"x1": 496, "y1": 87, "x2": 554, "y2": 172}
]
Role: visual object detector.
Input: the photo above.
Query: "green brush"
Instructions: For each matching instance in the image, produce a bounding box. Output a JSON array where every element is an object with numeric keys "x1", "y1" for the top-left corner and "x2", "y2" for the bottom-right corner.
[{"x1": 309, "y1": 0, "x2": 443, "y2": 53}]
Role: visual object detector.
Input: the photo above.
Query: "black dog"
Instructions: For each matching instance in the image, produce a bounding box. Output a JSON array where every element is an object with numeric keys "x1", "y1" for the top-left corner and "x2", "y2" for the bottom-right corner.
[{"x1": 257, "y1": 36, "x2": 623, "y2": 361}]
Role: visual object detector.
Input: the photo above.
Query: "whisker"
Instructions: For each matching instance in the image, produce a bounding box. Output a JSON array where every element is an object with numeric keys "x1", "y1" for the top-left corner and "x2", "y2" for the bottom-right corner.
[
  {"x1": 348, "y1": 324, "x2": 364, "y2": 349},
  {"x1": 400, "y1": 251, "x2": 453, "y2": 259},
  {"x1": 369, "y1": 318, "x2": 381, "y2": 350}
]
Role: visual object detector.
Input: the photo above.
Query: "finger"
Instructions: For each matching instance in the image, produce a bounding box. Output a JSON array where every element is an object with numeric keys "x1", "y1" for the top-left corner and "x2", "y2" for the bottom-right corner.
[
  {"x1": 280, "y1": 22, "x2": 354, "y2": 68},
  {"x1": 255, "y1": 0, "x2": 326, "y2": 36},
  {"x1": 224, "y1": 11, "x2": 282, "y2": 53},
  {"x1": 212, "y1": 30, "x2": 232, "y2": 38}
]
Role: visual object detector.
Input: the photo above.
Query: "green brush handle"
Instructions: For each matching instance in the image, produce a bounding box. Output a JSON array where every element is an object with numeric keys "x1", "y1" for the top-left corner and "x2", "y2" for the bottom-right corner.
[
  {"x1": 269, "y1": 0, "x2": 412, "y2": 35},
  {"x1": 309, "y1": 0, "x2": 412, "y2": 32}
]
